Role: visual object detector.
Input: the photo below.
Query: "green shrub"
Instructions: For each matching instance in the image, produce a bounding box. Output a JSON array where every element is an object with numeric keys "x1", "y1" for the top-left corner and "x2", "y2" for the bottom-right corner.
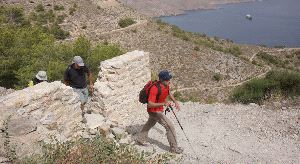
[
  {"x1": 266, "y1": 70, "x2": 300, "y2": 96},
  {"x1": 173, "y1": 91, "x2": 185, "y2": 102},
  {"x1": 231, "y1": 70, "x2": 300, "y2": 104},
  {"x1": 212, "y1": 45, "x2": 224, "y2": 52},
  {"x1": 87, "y1": 43, "x2": 124, "y2": 81},
  {"x1": 35, "y1": 4, "x2": 45, "y2": 12},
  {"x1": 118, "y1": 18, "x2": 136, "y2": 28},
  {"x1": 1, "y1": 6, "x2": 28, "y2": 26},
  {"x1": 257, "y1": 51, "x2": 283, "y2": 66},
  {"x1": 213, "y1": 73, "x2": 222, "y2": 81},
  {"x1": 231, "y1": 78, "x2": 275, "y2": 104},
  {"x1": 56, "y1": 14, "x2": 66, "y2": 24},
  {"x1": 49, "y1": 23, "x2": 69, "y2": 39},
  {"x1": 22, "y1": 135, "x2": 173, "y2": 163},
  {"x1": 29, "y1": 10, "x2": 56, "y2": 25},
  {"x1": 171, "y1": 25, "x2": 190, "y2": 41},
  {"x1": 0, "y1": 9, "x2": 124, "y2": 89},
  {"x1": 54, "y1": 5, "x2": 64, "y2": 11},
  {"x1": 225, "y1": 46, "x2": 242, "y2": 56},
  {"x1": 194, "y1": 39, "x2": 214, "y2": 48}
]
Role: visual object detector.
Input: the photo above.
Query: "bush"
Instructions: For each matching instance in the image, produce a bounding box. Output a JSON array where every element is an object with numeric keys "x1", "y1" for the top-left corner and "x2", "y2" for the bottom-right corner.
[
  {"x1": 118, "y1": 18, "x2": 136, "y2": 28},
  {"x1": 257, "y1": 51, "x2": 283, "y2": 66},
  {"x1": 194, "y1": 39, "x2": 214, "y2": 48},
  {"x1": 231, "y1": 78, "x2": 275, "y2": 104},
  {"x1": 22, "y1": 135, "x2": 173, "y2": 163},
  {"x1": 0, "y1": 9, "x2": 124, "y2": 89},
  {"x1": 225, "y1": 46, "x2": 242, "y2": 56},
  {"x1": 49, "y1": 24, "x2": 70, "y2": 39},
  {"x1": 1, "y1": 6, "x2": 28, "y2": 26},
  {"x1": 213, "y1": 74, "x2": 222, "y2": 81},
  {"x1": 173, "y1": 91, "x2": 185, "y2": 102},
  {"x1": 231, "y1": 70, "x2": 300, "y2": 104},
  {"x1": 54, "y1": 5, "x2": 64, "y2": 11},
  {"x1": 35, "y1": 4, "x2": 45, "y2": 12},
  {"x1": 266, "y1": 70, "x2": 300, "y2": 96},
  {"x1": 56, "y1": 14, "x2": 66, "y2": 24},
  {"x1": 171, "y1": 25, "x2": 190, "y2": 41}
]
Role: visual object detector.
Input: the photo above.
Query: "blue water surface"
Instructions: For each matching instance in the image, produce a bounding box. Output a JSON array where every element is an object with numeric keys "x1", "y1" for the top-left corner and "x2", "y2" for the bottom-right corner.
[{"x1": 160, "y1": 0, "x2": 300, "y2": 47}]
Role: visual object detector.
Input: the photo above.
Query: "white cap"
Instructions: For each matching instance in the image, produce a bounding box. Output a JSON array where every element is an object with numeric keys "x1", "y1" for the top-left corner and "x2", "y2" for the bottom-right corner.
[{"x1": 36, "y1": 71, "x2": 47, "y2": 81}]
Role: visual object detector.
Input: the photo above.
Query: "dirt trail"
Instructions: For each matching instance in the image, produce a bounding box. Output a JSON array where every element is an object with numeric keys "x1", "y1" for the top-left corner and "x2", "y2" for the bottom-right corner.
[{"x1": 127, "y1": 102, "x2": 300, "y2": 163}]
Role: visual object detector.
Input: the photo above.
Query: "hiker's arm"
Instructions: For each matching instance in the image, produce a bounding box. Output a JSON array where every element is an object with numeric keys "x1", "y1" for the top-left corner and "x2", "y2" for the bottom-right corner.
[
  {"x1": 147, "y1": 101, "x2": 169, "y2": 108},
  {"x1": 63, "y1": 68, "x2": 70, "y2": 86},
  {"x1": 169, "y1": 92, "x2": 180, "y2": 111},
  {"x1": 87, "y1": 70, "x2": 94, "y2": 93}
]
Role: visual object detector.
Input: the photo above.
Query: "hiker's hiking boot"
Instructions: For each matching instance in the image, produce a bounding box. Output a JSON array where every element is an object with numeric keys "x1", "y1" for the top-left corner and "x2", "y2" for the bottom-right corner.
[
  {"x1": 170, "y1": 147, "x2": 184, "y2": 154},
  {"x1": 81, "y1": 112, "x2": 87, "y2": 123}
]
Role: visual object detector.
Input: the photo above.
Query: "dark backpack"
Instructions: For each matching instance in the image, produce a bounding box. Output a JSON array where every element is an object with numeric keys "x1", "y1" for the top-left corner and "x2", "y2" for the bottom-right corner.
[{"x1": 139, "y1": 80, "x2": 161, "y2": 104}]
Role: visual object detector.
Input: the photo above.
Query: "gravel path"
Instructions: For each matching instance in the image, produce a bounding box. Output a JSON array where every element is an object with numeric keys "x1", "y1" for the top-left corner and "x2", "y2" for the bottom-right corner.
[{"x1": 126, "y1": 102, "x2": 300, "y2": 163}]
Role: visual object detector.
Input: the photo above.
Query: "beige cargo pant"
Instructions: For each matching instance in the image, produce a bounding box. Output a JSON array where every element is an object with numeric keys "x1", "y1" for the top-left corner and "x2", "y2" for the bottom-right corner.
[{"x1": 138, "y1": 111, "x2": 178, "y2": 149}]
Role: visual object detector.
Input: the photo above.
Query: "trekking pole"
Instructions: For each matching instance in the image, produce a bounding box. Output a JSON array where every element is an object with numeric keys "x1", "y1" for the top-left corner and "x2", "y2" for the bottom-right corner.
[{"x1": 168, "y1": 105, "x2": 198, "y2": 158}]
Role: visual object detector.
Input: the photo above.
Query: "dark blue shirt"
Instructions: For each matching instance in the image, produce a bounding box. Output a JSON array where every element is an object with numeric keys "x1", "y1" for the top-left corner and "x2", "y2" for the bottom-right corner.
[{"x1": 64, "y1": 64, "x2": 91, "y2": 89}]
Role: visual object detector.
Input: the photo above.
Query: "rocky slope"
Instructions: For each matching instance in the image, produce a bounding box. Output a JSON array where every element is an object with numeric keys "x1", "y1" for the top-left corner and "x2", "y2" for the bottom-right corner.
[{"x1": 119, "y1": 0, "x2": 254, "y2": 17}]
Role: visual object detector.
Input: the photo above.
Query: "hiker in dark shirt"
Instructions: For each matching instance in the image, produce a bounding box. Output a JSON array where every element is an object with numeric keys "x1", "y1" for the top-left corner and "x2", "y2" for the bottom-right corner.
[{"x1": 64, "y1": 56, "x2": 93, "y2": 121}]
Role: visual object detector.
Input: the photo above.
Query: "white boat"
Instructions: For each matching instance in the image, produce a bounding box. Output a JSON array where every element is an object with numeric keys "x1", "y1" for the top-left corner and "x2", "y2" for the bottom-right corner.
[{"x1": 246, "y1": 14, "x2": 252, "y2": 20}]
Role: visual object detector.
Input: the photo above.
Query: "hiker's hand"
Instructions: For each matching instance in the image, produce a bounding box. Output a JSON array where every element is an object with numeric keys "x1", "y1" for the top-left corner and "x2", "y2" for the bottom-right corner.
[
  {"x1": 174, "y1": 101, "x2": 180, "y2": 111},
  {"x1": 164, "y1": 101, "x2": 171, "y2": 107},
  {"x1": 89, "y1": 84, "x2": 94, "y2": 94}
]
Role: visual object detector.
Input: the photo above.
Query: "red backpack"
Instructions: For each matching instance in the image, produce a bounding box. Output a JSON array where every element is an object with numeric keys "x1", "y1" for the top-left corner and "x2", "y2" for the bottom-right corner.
[{"x1": 139, "y1": 80, "x2": 161, "y2": 104}]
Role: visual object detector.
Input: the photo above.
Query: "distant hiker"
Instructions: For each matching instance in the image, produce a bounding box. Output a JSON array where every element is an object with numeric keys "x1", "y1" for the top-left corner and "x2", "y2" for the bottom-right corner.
[
  {"x1": 28, "y1": 71, "x2": 48, "y2": 87},
  {"x1": 137, "y1": 70, "x2": 183, "y2": 154},
  {"x1": 64, "y1": 56, "x2": 93, "y2": 122}
]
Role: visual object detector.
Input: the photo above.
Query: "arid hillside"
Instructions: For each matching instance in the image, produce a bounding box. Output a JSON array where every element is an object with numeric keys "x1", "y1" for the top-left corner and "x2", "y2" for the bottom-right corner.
[
  {"x1": 119, "y1": 0, "x2": 254, "y2": 17},
  {"x1": 1, "y1": 0, "x2": 299, "y2": 102}
]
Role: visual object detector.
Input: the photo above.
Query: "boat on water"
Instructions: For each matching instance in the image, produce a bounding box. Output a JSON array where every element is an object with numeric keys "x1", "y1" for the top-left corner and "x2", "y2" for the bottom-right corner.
[{"x1": 246, "y1": 14, "x2": 252, "y2": 20}]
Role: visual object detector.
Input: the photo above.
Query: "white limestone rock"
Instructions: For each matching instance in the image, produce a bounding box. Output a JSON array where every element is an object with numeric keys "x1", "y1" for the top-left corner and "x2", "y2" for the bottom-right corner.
[{"x1": 85, "y1": 113, "x2": 105, "y2": 129}]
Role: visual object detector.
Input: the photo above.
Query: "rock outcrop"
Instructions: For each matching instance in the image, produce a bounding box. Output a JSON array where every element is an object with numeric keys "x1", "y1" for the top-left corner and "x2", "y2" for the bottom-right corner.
[
  {"x1": 93, "y1": 50, "x2": 150, "y2": 123},
  {"x1": 0, "y1": 50, "x2": 149, "y2": 158}
]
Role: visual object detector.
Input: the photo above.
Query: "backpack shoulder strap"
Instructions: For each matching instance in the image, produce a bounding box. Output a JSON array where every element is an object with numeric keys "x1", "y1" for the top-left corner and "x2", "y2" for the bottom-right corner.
[{"x1": 155, "y1": 82, "x2": 161, "y2": 102}]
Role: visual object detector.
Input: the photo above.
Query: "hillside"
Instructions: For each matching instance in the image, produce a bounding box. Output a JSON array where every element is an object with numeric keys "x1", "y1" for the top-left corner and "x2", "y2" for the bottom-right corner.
[
  {"x1": 119, "y1": 0, "x2": 253, "y2": 17},
  {"x1": 1, "y1": 0, "x2": 299, "y2": 101},
  {"x1": 0, "y1": 0, "x2": 299, "y2": 163}
]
